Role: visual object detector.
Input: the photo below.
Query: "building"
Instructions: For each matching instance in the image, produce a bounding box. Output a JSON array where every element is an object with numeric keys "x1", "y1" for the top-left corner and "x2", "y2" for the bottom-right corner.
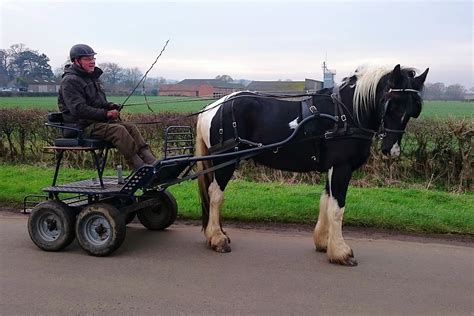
[
  {"x1": 322, "y1": 61, "x2": 336, "y2": 89},
  {"x1": 463, "y1": 93, "x2": 474, "y2": 102},
  {"x1": 246, "y1": 78, "x2": 323, "y2": 94},
  {"x1": 159, "y1": 79, "x2": 244, "y2": 98},
  {"x1": 26, "y1": 79, "x2": 60, "y2": 93}
]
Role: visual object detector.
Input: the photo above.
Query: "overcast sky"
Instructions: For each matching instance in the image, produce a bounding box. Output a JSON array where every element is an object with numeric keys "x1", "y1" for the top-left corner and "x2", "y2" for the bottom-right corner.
[{"x1": 1, "y1": 0, "x2": 472, "y2": 87}]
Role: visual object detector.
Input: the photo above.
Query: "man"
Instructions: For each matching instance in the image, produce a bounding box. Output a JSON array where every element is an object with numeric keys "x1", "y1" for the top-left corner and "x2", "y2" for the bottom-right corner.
[{"x1": 58, "y1": 44, "x2": 157, "y2": 170}]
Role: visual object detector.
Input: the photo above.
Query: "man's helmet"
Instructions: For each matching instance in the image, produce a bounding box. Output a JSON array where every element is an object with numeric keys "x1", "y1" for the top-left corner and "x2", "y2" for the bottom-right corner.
[{"x1": 69, "y1": 44, "x2": 96, "y2": 61}]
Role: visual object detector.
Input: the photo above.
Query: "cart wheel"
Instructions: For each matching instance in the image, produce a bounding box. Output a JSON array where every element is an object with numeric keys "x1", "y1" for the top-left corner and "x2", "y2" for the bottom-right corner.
[
  {"x1": 28, "y1": 200, "x2": 75, "y2": 251},
  {"x1": 75, "y1": 203, "x2": 126, "y2": 257},
  {"x1": 124, "y1": 212, "x2": 136, "y2": 225},
  {"x1": 137, "y1": 190, "x2": 178, "y2": 230}
]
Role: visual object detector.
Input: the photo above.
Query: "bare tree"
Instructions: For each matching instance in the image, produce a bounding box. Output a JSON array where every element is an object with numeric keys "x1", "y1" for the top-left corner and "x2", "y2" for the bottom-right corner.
[
  {"x1": 445, "y1": 84, "x2": 466, "y2": 100},
  {"x1": 99, "y1": 62, "x2": 124, "y2": 86},
  {"x1": 215, "y1": 74, "x2": 233, "y2": 82}
]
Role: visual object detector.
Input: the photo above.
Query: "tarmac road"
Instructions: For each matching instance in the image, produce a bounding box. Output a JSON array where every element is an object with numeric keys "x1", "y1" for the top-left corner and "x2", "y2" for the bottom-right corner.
[{"x1": 1, "y1": 212, "x2": 473, "y2": 315}]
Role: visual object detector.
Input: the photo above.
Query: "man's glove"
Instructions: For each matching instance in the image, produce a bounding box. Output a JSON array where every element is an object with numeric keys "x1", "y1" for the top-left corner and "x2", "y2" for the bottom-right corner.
[{"x1": 108, "y1": 103, "x2": 123, "y2": 111}]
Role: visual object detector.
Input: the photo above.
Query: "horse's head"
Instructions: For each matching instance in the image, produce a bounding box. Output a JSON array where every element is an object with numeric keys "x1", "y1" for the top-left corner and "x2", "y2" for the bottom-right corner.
[{"x1": 378, "y1": 65, "x2": 429, "y2": 156}]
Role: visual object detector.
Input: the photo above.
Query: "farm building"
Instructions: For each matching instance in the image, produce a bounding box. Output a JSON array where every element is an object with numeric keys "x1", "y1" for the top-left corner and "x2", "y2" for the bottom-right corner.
[
  {"x1": 247, "y1": 78, "x2": 323, "y2": 94},
  {"x1": 159, "y1": 79, "x2": 245, "y2": 98},
  {"x1": 26, "y1": 79, "x2": 60, "y2": 93},
  {"x1": 463, "y1": 93, "x2": 474, "y2": 102}
]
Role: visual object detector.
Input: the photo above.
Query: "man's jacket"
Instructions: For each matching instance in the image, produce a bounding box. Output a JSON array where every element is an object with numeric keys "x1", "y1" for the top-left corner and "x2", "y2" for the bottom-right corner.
[{"x1": 58, "y1": 64, "x2": 112, "y2": 130}]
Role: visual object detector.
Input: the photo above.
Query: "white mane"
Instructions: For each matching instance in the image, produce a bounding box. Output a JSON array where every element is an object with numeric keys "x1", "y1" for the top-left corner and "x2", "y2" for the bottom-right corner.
[{"x1": 352, "y1": 66, "x2": 392, "y2": 124}]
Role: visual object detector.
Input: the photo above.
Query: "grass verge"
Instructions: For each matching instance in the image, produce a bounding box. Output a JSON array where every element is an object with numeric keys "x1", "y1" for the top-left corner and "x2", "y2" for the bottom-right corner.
[{"x1": 1, "y1": 163, "x2": 472, "y2": 235}]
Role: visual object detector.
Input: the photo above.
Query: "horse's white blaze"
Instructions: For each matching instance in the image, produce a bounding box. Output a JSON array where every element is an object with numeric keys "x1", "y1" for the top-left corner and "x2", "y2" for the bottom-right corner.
[
  {"x1": 197, "y1": 91, "x2": 243, "y2": 148},
  {"x1": 326, "y1": 196, "x2": 352, "y2": 261},
  {"x1": 288, "y1": 117, "x2": 299, "y2": 129},
  {"x1": 390, "y1": 142, "x2": 401, "y2": 157}
]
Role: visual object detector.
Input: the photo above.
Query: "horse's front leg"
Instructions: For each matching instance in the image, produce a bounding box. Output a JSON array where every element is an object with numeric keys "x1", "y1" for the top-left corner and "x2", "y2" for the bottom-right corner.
[
  {"x1": 325, "y1": 165, "x2": 357, "y2": 266},
  {"x1": 205, "y1": 180, "x2": 231, "y2": 253}
]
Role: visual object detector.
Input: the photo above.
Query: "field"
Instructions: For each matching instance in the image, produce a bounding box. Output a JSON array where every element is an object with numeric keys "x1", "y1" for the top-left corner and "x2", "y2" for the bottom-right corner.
[
  {"x1": 0, "y1": 96, "x2": 472, "y2": 118},
  {"x1": 0, "y1": 96, "x2": 211, "y2": 113}
]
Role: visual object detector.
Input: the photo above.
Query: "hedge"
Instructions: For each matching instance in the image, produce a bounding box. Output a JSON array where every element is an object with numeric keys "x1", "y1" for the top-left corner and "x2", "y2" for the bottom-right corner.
[{"x1": 0, "y1": 108, "x2": 471, "y2": 191}]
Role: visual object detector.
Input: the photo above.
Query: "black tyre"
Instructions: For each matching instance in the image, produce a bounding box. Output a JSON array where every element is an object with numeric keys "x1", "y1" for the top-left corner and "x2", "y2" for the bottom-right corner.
[
  {"x1": 124, "y1": 212, "x2": 136, "y2": 225},
  {"x1": 137, "y1": 190, "x2": 178, "y2": 230},
  {"x1": 28, "y1": 200, "x2": 75, "y2": 251},
  {"x1": 75, "y1": 203, "x2": 126, "y2": 257}
]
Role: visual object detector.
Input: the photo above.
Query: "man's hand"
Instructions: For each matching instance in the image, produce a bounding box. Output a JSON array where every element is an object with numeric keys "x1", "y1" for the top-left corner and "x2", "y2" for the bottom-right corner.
[
  {"x1": 107, "y1": 110, "x2": 120, "y2": 120},
  {"x1": 108, "y1": 103, "x2": 123, "y2": 111}
]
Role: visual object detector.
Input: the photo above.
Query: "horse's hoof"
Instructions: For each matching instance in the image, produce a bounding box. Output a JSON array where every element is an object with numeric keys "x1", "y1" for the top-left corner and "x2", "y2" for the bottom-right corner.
[
  {"x1": 315, "y1": 246, "x2": 327, "y2": 253},
  {"x1": 330, "y1": 256, "x2": 358, "y2": 267},
  {"x1": 213, "y1": 243, "x2": 231, "y2": 253}
]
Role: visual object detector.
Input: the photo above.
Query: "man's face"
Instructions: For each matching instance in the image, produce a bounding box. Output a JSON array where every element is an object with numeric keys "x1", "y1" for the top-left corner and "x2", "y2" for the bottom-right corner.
[{"x1": 77, "y1": 56, "x2": 96, "y2": 73}]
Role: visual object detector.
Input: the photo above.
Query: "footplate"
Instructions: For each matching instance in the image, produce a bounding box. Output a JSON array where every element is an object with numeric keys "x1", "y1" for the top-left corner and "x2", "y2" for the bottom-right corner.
[{"x1": 120, "y1": 165, "x2": 156, "y2": 195}]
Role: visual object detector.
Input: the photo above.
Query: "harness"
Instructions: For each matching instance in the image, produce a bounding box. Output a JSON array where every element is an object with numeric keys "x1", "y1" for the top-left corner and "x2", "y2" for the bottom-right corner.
[
  {"x1": 378, "y1": 88, "x2": 421, "y2": 138},
  {"x1": 208, "y1": 87, "x2": 420, "y2": 155}
]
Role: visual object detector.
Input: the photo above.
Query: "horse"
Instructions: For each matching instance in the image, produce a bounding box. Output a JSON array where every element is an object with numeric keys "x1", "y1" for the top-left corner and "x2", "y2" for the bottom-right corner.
[{"x1": 195, "y1": 64, "x2": 429, "y2": 266}]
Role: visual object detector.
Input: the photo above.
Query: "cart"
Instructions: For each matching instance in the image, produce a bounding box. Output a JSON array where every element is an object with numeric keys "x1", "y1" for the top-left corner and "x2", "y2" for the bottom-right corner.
[{"x1": 25, "y1": 109, "x2": 338, "y2": 256}]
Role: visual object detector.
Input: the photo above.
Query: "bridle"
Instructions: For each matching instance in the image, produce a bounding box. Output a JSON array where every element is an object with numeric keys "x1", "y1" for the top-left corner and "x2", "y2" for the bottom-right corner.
[{"x1": 378, "y1": 88, "x2": 421, "y2": 139}]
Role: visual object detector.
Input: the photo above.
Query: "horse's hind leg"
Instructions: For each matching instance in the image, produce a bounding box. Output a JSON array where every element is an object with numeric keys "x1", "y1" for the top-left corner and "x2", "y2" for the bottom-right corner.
[
  {"x1": 204, "y1": 166, "x2": 234, "y2": 253},
  {"x1": 205, "y1": 179, "x2": 230, "y2": 252},
  {"x1": 325, "y1": 166, "x2": 358, "y2": 266},
  {"x1": 313, "y1": 192, "x2": 329, "y2": 252}
]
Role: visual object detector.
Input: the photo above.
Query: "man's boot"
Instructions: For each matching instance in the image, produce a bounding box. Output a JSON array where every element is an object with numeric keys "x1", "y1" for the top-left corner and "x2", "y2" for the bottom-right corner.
[
  {"x1": 139, "y1": 148, "x2": 158, "y2": 165},
  {"x1": 126, "y1": 154, "x2": 146, "y2": 172}
]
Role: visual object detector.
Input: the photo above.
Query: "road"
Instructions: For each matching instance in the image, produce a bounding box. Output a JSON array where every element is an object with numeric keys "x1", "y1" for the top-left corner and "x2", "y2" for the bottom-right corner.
[{"x1": 1, "y1": 213, "x2": 473, "y2": 315}]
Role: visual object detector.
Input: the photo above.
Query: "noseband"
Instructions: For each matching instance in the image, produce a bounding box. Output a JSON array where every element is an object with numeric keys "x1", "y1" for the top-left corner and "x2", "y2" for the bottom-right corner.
[{"x1": 378, "y1": 88, "x2": 421, "y2": 139}]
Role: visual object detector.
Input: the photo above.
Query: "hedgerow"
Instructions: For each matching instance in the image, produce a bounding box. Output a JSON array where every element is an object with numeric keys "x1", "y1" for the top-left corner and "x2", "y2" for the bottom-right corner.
[{"x1": 0, "y1": 108, "x2": 471, "y2": 191}]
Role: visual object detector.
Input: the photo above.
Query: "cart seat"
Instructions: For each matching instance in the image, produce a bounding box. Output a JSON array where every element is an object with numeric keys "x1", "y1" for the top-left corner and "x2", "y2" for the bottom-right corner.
[
  {"x1": 45, "y1": 112, "x2": 113, "y2": 188},
  {"x1": 47, "y1": 112, "x2": 111, "y2": 149}
]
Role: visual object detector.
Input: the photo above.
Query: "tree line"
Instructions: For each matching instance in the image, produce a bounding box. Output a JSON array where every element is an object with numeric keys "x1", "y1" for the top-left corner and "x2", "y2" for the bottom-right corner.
[
  {"x1": 0, "y1": 43, "x2": 168, "y2": 95},
  {"x1": 1, "y1": 43, "x2": 472, "y2": 100}
]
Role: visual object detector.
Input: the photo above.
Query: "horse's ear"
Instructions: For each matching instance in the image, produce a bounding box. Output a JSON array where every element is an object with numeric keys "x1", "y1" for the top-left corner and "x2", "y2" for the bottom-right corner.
[
  {"x1": 413, "y1": 68, "x2": 429, "y2": 90},
  {"x1": 390, "y1": 64, "x2": 403, "y2": 85}
]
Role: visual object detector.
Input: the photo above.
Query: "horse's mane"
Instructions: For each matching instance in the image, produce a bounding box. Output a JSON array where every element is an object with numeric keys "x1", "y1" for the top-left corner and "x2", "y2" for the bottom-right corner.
[
  {"x1": 353, "y1": 66, "x2": 392, "y2": 124},
  {"x1": 352, "y1": 65, "x2": 417, "y2": 124}
]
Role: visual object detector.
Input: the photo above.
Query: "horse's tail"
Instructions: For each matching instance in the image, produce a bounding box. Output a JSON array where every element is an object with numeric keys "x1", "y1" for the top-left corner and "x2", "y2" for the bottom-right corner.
[{"x1": 196, "y1": 126, "x2": 213, "y2": 229}]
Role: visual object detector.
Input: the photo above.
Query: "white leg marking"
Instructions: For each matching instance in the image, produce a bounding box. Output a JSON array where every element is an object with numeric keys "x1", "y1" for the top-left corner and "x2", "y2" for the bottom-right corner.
[
  {"x1": 205, "y1": 180, "x2": 230, "y2": 252},
  {"x1": 326, "y1": 197, "x2": 354, "y2": 264},
  {"x1": 328, "y1": 167, "x2": 333, "y2": 197},
  {"x1": 314, "y1": 192, "x2": 329, "y2": 251}
]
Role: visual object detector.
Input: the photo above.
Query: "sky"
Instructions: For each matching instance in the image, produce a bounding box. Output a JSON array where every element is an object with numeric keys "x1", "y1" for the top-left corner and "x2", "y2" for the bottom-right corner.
[{"x1": 1, "y1": 0, "x2": 473, "y2": 87}]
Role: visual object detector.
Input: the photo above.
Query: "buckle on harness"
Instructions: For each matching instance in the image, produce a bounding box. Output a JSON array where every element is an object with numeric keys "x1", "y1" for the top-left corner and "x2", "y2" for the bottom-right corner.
[
  {"x1": 309, "y1": 105, "x2": 318, "y2": 114},
  {"x1": 341, "y1": 114, "x2": 347, "y2": 122},
  {"x1": 324, "y1": 131, "x2": 333, "y2": 139},
  {"x1": 219, "y1": 128, "x2": 223, "y2": 135}
]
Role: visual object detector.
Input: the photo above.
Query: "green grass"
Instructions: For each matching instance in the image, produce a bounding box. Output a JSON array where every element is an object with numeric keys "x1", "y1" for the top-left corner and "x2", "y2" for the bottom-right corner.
[
  {"x1": 419, "y1": 100, "x2": 473, "y2": 118},
  {"x1": 1, "y1": 163, "x2": 472, "y2": 235},
  {"x1": 0, "y1": 96, "x2": 472, "y2": 117},
  {"x1": 0, "y1": 95, "x2": 211, "y2": 113}
]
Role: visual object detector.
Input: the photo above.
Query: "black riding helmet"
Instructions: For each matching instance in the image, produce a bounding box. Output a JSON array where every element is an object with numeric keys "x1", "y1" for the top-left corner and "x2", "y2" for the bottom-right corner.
[{"x1": 69, "y1": 44, "x2": 96, "y2": 62}]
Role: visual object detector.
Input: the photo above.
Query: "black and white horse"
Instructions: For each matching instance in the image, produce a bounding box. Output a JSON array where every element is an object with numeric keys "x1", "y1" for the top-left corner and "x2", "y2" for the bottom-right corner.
[{"x1": 195, "y1": 65, "x2": 428, "y2": 266}]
